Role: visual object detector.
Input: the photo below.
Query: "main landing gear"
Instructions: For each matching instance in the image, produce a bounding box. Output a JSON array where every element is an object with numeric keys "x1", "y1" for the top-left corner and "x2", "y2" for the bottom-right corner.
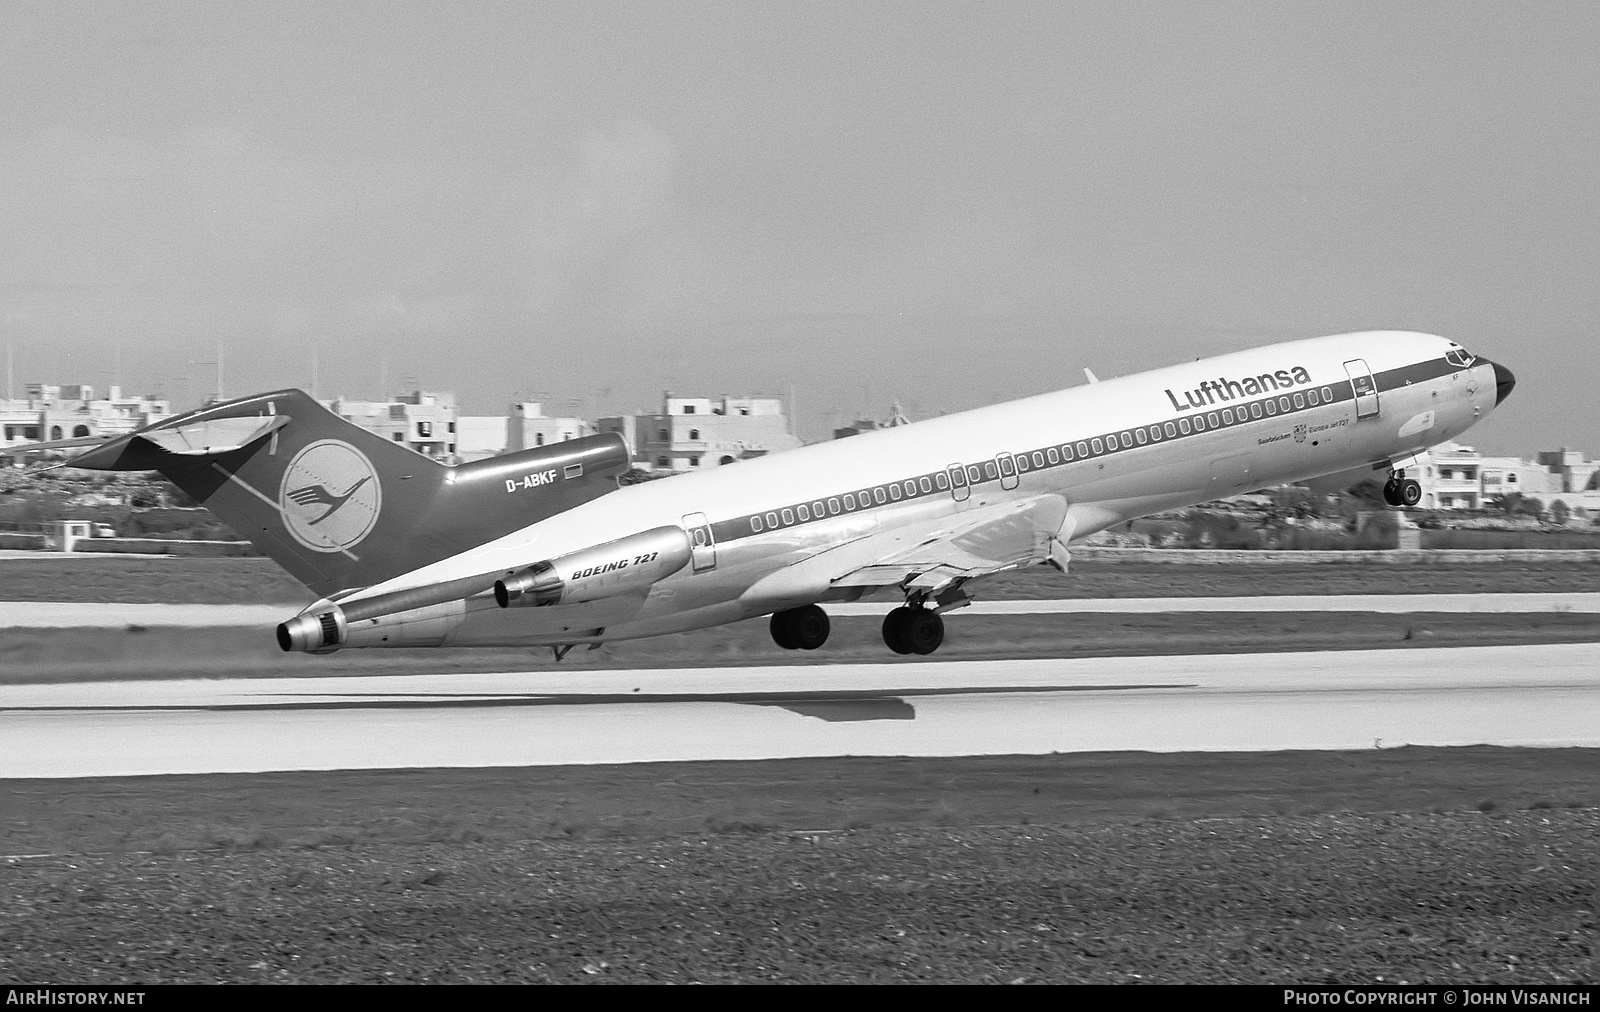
[
  {"x1": 882, "y1": 605, "x2": 944, "y2": 655},
  {"x1": 770, "y1": 604, "x2": 830, "y2": 650},
  {"x1": 1382, "y1": 469, "x2": 1422, "y2": 508}
]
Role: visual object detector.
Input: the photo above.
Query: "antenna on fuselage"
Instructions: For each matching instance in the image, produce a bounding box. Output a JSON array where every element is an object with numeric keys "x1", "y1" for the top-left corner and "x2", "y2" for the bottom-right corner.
[{"x1": 1083, "y1": 368, "x2": 1099, "y2": 384}]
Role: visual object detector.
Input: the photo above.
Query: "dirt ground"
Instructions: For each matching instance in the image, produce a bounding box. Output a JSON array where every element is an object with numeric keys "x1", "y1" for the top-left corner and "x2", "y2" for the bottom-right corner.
[{"x1": 2, "y1": 750, "x2": 1596, "y2": 984}]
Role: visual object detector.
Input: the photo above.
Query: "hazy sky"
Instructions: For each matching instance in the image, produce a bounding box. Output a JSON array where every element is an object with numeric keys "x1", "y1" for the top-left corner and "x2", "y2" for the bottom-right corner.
[{"x1": 2, "y1": 2, "x2": 1596, "y2": 451}]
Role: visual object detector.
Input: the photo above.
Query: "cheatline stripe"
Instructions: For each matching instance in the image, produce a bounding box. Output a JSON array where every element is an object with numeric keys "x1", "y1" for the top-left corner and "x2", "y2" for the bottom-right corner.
[{"x1": 705, "y1": 353, "x2": 1472, "y2": 548}]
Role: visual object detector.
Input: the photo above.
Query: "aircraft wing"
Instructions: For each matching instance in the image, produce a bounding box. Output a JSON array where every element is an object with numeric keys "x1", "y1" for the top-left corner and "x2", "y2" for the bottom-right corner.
[
  {"x1": 829, "y1": 493, "x2": 1073, "y2": 592},
  {"x1": 735, "y1": 494, "x2": 1074, "y2": 610}
]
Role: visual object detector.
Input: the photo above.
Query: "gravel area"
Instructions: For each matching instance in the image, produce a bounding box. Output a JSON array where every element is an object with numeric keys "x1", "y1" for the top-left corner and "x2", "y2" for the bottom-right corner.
[
  {"x1": 3, "y1": 750, "x2": 1597, "y2": 984},
  {"x1": 3, "y1": 813, "x2": 1594, "y2": 984}
]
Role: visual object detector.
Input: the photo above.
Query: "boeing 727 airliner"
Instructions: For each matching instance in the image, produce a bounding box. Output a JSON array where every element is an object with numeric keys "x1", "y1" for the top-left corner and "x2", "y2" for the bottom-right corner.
[{"x1": 62, "y1": 331, "x2": 1514, "y2": 657}]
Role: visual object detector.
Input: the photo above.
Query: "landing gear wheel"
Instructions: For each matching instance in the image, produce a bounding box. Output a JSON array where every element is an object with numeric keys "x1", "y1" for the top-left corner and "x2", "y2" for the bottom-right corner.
[
  {"x1": 904, "y1": 609, "x2": 944, "y2": 655},
  {"x1": 883, "y1": 606, "x2": 944, "y2": 655},
  {"x1": 1382, "y1": 479, "x2": 1403, "y2": 507},
  {"x1": 882, "y1": 607, "x2": 915, "y2": 655},
  {"x1": 771, "y1": 605, "x2": 831, "y2": 650},
  {"x1": 788, "y1": 604, "x2": 830, "y2": 650},
  {"x1": 769, "y1": 611, "x2": 799, "y2": 650},
  {"x1": 1399, "y1": 479, "x2": 1422, "y2": 507}
]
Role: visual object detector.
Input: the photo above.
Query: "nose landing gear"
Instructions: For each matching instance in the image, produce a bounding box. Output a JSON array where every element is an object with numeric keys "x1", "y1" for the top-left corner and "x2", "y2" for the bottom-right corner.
[
  {"x1": 882, "y1": 605, "x2": 944, "y2": 655},
  {"x1": 1382, "y1": 469, "x2": 1422, "y2": 508},
  {"x1": 769, "y1": 604, "x2": 831, "y2": 650}
]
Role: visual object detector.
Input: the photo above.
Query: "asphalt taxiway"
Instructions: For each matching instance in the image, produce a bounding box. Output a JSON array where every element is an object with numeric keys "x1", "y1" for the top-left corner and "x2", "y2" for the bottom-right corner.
[{"x1": 3, "y1": 643, "x2": 1594, "y2": 778}]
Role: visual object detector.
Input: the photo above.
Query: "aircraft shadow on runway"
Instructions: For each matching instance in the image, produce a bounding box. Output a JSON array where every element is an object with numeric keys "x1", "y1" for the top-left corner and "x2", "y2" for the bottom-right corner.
[{"x1": 13, "y1": 684, "x2": 1196, "y2": 723}]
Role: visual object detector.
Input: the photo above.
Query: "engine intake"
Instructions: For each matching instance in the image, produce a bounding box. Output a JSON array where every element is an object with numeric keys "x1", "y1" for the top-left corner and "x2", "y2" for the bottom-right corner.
[{"x1": 495, "y1": 525, "x2": 692, "y2": 608}]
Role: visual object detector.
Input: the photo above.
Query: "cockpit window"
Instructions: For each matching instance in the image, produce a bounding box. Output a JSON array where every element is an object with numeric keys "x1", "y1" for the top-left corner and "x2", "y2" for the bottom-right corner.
[{"x1": 1444, "y1": 347, "x2": 1477, "y2": 368}]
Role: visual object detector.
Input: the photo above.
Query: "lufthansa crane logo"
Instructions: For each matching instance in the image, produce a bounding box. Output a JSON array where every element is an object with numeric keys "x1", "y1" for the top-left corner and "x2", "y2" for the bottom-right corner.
[{"x1": 278, "y1": 440, "x2": 382, "y2": 553}]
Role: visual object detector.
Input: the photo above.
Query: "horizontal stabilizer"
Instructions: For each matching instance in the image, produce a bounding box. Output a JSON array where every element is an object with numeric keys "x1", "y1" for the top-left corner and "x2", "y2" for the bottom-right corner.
[{"x1": 137, "y1": 414, "x2": 292, "y2": 456}]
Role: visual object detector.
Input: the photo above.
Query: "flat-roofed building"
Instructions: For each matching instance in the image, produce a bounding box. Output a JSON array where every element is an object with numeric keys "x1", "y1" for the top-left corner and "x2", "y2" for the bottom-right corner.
[
  {"x1": 613, "y1": 393, "x2": 801, "y2": 472},
  {"x1": 2, "y1": 384, "x2": 173, "y2": 461}
]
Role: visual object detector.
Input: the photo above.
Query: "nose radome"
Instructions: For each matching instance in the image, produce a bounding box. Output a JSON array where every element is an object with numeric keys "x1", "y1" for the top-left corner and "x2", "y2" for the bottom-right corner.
[{"x1": 1491, "y1": 360, "x2": 1517, "y2": 406}]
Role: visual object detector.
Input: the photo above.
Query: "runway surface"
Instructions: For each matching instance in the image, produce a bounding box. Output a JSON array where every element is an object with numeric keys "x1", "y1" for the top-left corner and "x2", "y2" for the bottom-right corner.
[
  {"x1": 3, "y1": 643, "x2": 1594, "y2": 778},
  {"x1": 5, "y1": 592, "x2": 1599, "y2": 628}
]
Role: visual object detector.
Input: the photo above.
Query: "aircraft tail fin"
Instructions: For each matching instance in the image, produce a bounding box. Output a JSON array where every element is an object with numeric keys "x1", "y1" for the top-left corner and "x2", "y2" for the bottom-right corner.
[{"x1": 67, "y1": 390, "x2": 630, "y2": 596}]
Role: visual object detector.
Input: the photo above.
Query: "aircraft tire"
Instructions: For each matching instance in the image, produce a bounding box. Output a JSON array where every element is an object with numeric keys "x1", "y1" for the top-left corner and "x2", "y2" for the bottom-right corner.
[
  {"x1": 882, "y1": 607, "x2": 915, "y2": 655},
  {"x1": 1400, "y1": 479, "x2": 1422, "y2": 507},
  {"x1": 1382, "y1": 479, "x2": 1402, "y2": 507},
  {"x1": 906, "y1": 609, "x2": 944, "y2": 655},
  {"x1": 790, "y1": 604, "x2": 830, "y2": 650},
  {"x1": 769, "y1": 611, "x2": 800, "y2": 650}
]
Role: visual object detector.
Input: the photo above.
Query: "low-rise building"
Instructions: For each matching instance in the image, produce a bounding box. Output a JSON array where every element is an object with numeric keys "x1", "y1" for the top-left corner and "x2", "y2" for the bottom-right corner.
[
  {"x1": 2, "y1": 384, "x2": 174, "y2": 461},
  {"x1": 505, "y1": 402, "x2": 594, "y2": 453},
  {"x1": 322, "y1": 390, "x2": 458, "y2": 461},
  {"x1": 604, "y1": 393, "x2": 801, "y2": 472},
  {"x1": 1420, "y1": 442, "x2": 1599, "y2": 513}
]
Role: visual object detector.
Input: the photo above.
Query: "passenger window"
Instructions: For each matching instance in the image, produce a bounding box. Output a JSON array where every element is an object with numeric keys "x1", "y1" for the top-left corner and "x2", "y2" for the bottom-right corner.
[
  {"x1": 999, "y1": 455, "x2": 1015, "y2": 476},
  {"x1": 1265, "y1": 399, "x2": 1277, "y2": 415},
  {"x1": 1062, "y1": 444, "x2": 1075, "y2": 461},
  {"x1": 797, "y1": 505, "x2": 810, "y2": 522},
  {"x1": 1075, "y1": 442, "x2": 1088, "y2": 458},
  {"x1": 1047, "y1": 448, "x2": 1059, "y2": 464},
  {"x1": 888, "y1": 484, "x2": 902, "y2": 501},
  {"x1": 1321, "y1": 386, "x2": 1333, "y2": 401},
  {"x1": 874, "y1": 487, "x2": 887, "y2": 504},
  {"x1": 1251, "y1": 402, "x2": 1263, "y2": 419},
  {"x1": 751, "y1": 516, "x2": 763, "y2": 533},
  {"x1": 861, "y1": 489, "x2": 872, "y2": 505},
  {"x1": 1207, "y1": 412, "x2": 1219, "y2": 428},
  {"x1": 1016, "y1": 456, "x2": 1029, "y2": 472},
  {"x1": 844, "y1": 493, "x2": 856, "y2": 510},
  {"x1": 1308, "y1": 390, "x2": 1319, "y2": 406},
  {"x1": 1193, "y1": 416, "x2": 1205, "y2": 432},
  {"x1": 766, "y1": 512, "x2": 779, "y2": 528},
  {"x1": 1120, "y1": 431, "x2": 1132, "y2": 446},
  {"x1": 1149, "y1": 425, "x2": 1161, "y2": 441},
  {"x1": 1135, "y1": 428, "x2": 1147, "y2": 444},
  {"x1": 1279, "y1": 396, "x2": 1290, "y2": 413},
  {"x1": 1091, "y1": 438, "x2": 1104, "y2": 454},
  {"x1": 1032, "y1": 451, "x2": 1044, "y2": 467},
  {"x1": 1179, "y1": 418, "x2": 1192, "y2": 434},
  {"x1": 1222, "y1": 409, "x2": 1233, "y2": 424},
  {"x1": 934, "y1": 473, "x2": 949, "y2": 490},
  {"x1": 1106, "y1": 434, "x2": 1118, "y2": 450},
  {"x1": 1164, "y1": 422, "x2": 1176, "y2": 438},
  {"x1": 1293, "y1": 393, "x2": 1305, "y2": 409},
  {"x1": 983, "y1": 462, "x2": 998, "y2": 479},
  {"x1": 969, "y1": 465, "x2": 983, "y2": 483},
  {"x1": 828, "y1": 497, "x2": 841, "y2": 514},
  {"x1": 950, "y1": 468, "x2": 966, "y2": 487},
  {"x1": 780, "y1": 508, "x2": 793, "y2": 525},
  {"x1": 813, "y1": 500, "x2": 825, "y2": 516},
  {"x1": 902, "y1": 480, "x2": 915, "y2": 496},
  {"x1": 919, "y1": 477, "x2": 932, "y2": 493}
]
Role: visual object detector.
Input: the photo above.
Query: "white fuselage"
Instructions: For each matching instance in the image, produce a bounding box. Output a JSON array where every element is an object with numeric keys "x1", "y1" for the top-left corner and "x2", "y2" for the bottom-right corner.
[{"x1": 321, "y1": 331, "x2": 1504, "y2": 648}]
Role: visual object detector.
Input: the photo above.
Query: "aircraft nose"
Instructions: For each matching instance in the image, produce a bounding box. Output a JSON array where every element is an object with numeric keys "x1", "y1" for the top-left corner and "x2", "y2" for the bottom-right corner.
[{"x1": 1491, "y1": 360, "x2": 1516, "y2": 406}]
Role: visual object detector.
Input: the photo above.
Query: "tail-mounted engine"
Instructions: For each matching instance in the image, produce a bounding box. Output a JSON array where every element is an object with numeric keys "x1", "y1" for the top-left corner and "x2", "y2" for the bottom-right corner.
[
  {"x1": 276, "y1": 525, "x2": 694, "y2": 653},
  {"x1": 495, "y1": 526, "x2": 691, "y2": 608}
]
